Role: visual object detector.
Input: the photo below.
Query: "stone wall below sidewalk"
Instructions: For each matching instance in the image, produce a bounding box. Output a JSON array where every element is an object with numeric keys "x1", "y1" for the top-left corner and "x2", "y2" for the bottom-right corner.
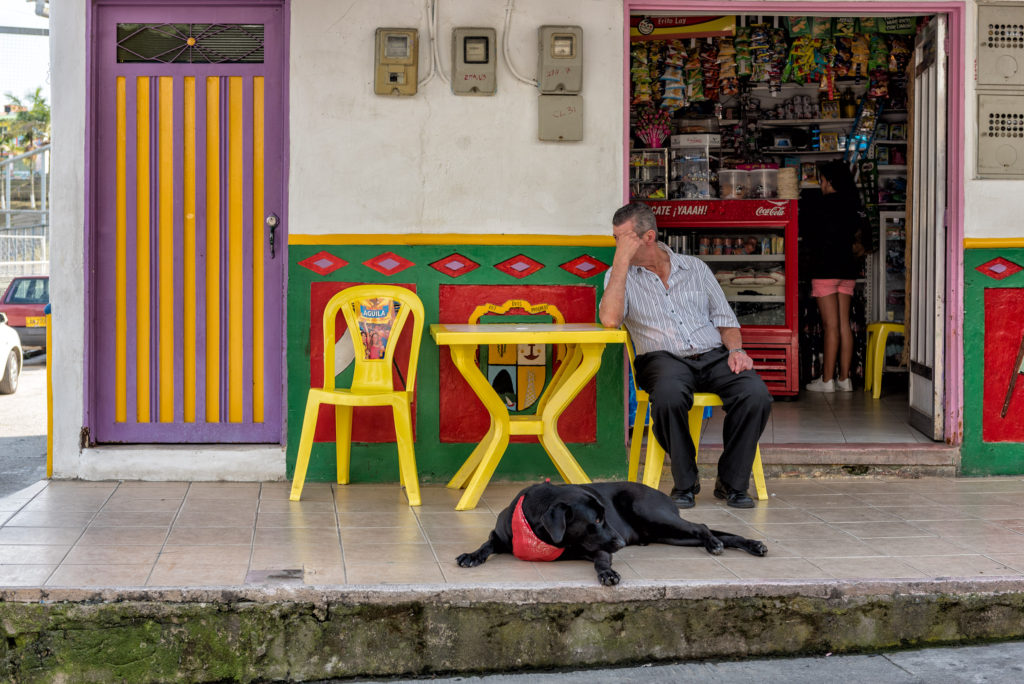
[{"x1": 2, "y1": 580, "x2": 1023, "y2": 681}]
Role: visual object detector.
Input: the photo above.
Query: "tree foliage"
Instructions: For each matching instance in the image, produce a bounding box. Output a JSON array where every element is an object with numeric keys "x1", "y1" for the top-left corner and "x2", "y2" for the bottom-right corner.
[{"x1": 1, "y1": 88, "x2": 50, "y2": 156}]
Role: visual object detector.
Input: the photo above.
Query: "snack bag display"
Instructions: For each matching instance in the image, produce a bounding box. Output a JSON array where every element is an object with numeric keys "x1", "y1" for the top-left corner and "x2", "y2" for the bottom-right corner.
[
  {"x1": 786, "y1": 16, "x2": 811, "y2": 37},
  {"x1": 832, "y1": 17, "x2": 857, "y2": 38},
  {"x1": 809, "y1": 17, "x2": 832, "y2": 40}
]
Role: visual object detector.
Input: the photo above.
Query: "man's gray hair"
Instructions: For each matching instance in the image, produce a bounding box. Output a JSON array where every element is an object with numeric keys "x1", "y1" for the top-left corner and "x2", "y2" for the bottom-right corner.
[{"x1": 612, "y1": 202, "x2": 657, "y2": 237}]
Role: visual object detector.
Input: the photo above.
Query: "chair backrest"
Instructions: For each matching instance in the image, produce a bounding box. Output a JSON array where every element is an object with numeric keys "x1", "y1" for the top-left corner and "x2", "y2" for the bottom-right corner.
[{"x1": 320, "y1": 284, "x2": 425, "y2": 394}]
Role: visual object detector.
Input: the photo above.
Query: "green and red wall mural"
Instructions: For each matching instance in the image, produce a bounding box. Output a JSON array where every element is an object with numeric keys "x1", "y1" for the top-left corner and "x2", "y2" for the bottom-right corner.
[
  {"x1": 964, "y1": 249, "x2": 1024, "y2": 474},
  {"x1": 286, "y1": 237, "x2": 623, "y2": 484}
]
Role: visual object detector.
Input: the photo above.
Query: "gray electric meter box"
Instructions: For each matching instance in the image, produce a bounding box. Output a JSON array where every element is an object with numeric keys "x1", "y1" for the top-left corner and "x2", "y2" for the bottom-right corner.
[
  {"x1": 978, "y1": 93, "x2": 1024, "y2": 177},
  {"x1": 374, "y1": 28, "x2": 418, "y2": 96},
  {"x1": 452, "y1": 28, "x2": 497, "y2": 95},
  {"x1": 537, "y1": 26, "x2": 583, "y2": 93},
  {"x1": 978, "y1": 4, "x2": 1024, "y2": 88},
  {"x1": 538, "y1": 94, "x2": 583, "y2": 141}
]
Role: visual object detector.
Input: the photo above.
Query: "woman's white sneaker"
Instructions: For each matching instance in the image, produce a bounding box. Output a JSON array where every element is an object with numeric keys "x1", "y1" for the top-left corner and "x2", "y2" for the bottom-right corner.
[
  {"x1": 805, "y1": 377, "x2": 835, "y2": 393},
  {"x1": 835, "y1": 378, "x2": 853, "y2": 392}
]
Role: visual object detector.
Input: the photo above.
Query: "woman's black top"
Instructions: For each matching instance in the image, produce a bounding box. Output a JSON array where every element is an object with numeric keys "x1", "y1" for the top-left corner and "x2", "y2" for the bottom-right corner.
[{"x1": 798, "y1": 189, "x2": 863, "y2": 281}]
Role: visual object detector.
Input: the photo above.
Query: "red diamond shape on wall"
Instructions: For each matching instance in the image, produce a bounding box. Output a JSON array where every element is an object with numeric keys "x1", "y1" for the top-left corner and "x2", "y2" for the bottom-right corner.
[
  {"x1": 430, "y1": 253, "x2": 480, "y2": 278},
  {"x1": 976, "y1": 257, "x2": 1023, "y2": 281},
  {"x1": 494, "y1": 254, "x2": 544, "y2": 279},
  {"x1": 560, "y1": 254, "x2": 610, "y2": 279},
  {"x1": 298, "y1": 251, "x2": 347, "y2": 276},
  {"x1": 364, "y1": 251, "x2": 414, "y2": 276}
]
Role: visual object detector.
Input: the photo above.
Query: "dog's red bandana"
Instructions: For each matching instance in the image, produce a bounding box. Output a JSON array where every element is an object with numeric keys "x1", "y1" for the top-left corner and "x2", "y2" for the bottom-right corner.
[{"x1": 511, "y1": 495, "x2": 564, "y2": 562}]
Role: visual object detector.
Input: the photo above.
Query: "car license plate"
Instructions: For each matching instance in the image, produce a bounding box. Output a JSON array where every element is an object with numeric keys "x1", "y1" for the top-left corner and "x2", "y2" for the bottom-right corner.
[{"x1": 26, "y1": 316, "x2": 45, "y2": 327}]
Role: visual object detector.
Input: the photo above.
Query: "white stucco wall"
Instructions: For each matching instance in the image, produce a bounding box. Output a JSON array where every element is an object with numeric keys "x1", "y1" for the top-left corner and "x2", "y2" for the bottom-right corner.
[
  {"x1": 46, "y1": 0, "x2": 1017, "y2": 479},
  {"x1": 49, "y1": 0, "x2": 86, "y2": 478},
  {"x1": 288, "y1": 0, "x2": 625, "y2": 236}
]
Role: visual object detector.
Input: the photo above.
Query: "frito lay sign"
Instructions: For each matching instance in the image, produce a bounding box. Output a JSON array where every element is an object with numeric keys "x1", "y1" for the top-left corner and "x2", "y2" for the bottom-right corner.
[
  {"x1": 643, "y1": 200, "x2": 793, "y2": 222},
  {"x1": 630, "y1": 15, "x2": 735, "y2": 41}
]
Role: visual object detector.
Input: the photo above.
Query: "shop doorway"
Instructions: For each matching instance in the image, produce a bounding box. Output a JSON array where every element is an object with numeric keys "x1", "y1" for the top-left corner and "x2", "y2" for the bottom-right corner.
[
  {"x1": 624, "y1": 3, "x2": 963, "y2": 446},
  {"x1": 88, "y1": 1, "x2": 288, "y2": 444}
]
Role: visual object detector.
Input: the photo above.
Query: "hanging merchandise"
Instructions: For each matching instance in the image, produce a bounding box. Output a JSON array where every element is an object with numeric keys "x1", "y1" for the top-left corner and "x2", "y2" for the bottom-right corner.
[
  {"x1": 768, "y1": 28, "x2": 788, "y2": 95},
  {"x1": 809, "y1": 17, "x2": 832, "y2": 40},
  {"x1": 850, "y1": 35, "x2": 870, "y2": 80},
  {"x1": 648, "y1": 41, "x2": 666, "y2": 104},
  {"x1": 700, "y1": 40, "x2": 721, "y2": 103},
  {"x1": 660, "y1": 39, "x2": 688, "y2": 112},
  {"x1": 832, "y1": 37, "x2": 853, "y2": 77},
  {"x1": 786, "y1": 16, "x2": 811, "y2": 37},
  {"x1": 782, "y1": 35, "x2": 818, "y2": 84},
  {"x1": 879, "y1": 16, "x2": 917, "y2": 35},
  {"x1": 735, "y1": 25, "x2": 752, "y2": 78},
  {"x1": 630, "y1": 42, "x2": 654, "y2": 104},
  {"x1": 832, "y1": 17, "x2": 857, "y2": 38},
  {"x1": 684, "y1": 44, "x2": 706, "y2": 101},
  {"x1": 750, "y1": 23, "x2": 772, "y2": 83},
  {"x1": 718, "y1": 37, "x2": 739, "y2": 97}
]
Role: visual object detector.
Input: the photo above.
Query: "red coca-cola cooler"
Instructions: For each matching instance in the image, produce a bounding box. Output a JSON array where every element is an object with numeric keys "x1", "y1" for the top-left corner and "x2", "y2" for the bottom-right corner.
[{"x1": 643, "y1": 199, "x2": 799, "y2": 396}]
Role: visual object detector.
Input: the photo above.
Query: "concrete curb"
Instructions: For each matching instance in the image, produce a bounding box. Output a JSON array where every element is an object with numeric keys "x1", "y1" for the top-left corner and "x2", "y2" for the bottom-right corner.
[{"x1": 4, "y1": 577, "x2": 1024, "y2": 681}]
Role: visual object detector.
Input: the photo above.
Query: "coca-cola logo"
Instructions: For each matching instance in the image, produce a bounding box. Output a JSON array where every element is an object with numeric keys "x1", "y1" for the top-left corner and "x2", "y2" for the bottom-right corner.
[{"x1": 754, "y1": 206, "x2": 786, "y2": 217}]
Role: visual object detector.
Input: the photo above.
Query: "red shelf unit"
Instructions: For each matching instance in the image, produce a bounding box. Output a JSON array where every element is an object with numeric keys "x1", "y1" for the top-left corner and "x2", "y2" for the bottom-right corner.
[{"x1": 643, "y1": 199, "x2": 800, "y2": 397}]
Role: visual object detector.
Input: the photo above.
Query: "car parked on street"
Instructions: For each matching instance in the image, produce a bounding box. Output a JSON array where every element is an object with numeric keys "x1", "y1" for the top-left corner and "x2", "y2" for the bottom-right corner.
[
  {"x1": 0, "y1": 312, "x2": 23, "y2": 394},
  {"x1": 0, "y1": 275, "x2": 48, "y2": 348}
]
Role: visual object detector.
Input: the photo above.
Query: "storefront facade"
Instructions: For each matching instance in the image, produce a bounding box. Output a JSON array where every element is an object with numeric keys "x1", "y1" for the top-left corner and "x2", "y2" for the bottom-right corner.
[{"x1": 46, "y1": 0, "x2": 1023, "y2": 483}]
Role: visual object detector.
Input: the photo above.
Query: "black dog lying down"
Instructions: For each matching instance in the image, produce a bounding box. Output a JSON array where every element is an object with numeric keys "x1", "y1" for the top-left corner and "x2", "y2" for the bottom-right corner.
[{"x1": 457, "y1": 481, "x2": 767, "y2": 586}]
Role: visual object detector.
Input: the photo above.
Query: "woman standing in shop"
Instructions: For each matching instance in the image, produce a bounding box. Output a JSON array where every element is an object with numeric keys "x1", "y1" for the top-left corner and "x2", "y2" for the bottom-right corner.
[{"x1": 801, "y1": 160, "x2": 865, "y2": 393}]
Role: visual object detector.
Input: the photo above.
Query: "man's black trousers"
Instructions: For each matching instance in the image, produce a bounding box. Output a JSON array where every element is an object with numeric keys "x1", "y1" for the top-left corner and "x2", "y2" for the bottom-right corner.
[{"x1": 634, "y1": 347, "x2": 772, "y2": 493}]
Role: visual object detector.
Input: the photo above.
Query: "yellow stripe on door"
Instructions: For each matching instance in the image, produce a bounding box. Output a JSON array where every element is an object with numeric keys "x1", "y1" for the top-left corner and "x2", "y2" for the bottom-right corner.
[
  {"x1": 158, "y1": 76, "x2": 174, "y2": 423},
  {"x1": 183, "y1": 76, "x2": 197, "y2": 423},
  {"x1": 205, "y1": 76, "x2": 220, "y2": 423},
  {"x1": 115, "y1": 77, "x2": 127, "y2": 423},
  {"x1": 136, "y1": 76, "x2": 151, "y2": 424},
  {"x1": 227, "y1": 76, "x2": 243, "y2": 423},
  {"x1": 252, "y1": 76, "x2": 265, "y2": 423}
]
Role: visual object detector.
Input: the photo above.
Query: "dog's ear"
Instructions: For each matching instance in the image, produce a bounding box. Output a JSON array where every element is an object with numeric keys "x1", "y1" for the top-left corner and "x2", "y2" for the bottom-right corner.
[{"x1": 540, "y1": 501, "x2": 570, "y2": 545}]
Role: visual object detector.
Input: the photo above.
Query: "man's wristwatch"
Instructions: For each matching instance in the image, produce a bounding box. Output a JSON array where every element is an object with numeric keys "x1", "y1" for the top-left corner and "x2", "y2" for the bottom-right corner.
[{"x1": 728, "y1": 348, "x2": 744, "y2": 355}]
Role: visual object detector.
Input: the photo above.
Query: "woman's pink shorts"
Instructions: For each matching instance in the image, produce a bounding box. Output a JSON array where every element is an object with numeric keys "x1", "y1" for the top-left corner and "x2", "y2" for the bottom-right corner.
[{"x1": 811, "y1": 278, "x2": 856, "y2": 297}]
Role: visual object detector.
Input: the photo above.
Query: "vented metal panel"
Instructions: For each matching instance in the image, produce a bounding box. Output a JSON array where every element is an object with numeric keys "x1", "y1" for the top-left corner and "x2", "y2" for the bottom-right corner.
[
  {"x1": 978, "y1": 4, "x2": 1024, "y2": 87},
  {"x1": 978, "y1": 93, "x2": 1024, "y2": 177}
]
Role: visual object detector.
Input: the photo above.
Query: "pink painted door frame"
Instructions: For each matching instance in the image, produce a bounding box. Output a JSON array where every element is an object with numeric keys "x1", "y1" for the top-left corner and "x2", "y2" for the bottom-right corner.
[
  {"x1": 87, "y1": 0, "x2": 289, "y2": 443},
  {"x1": 624, "y1": 1, "x2": 966, "y2": 444}
]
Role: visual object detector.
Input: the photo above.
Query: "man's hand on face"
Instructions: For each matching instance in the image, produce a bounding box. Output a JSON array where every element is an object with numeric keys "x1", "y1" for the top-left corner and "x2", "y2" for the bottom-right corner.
[{"x1": 612, "y1": 221, "x2": 644, "y2": 266}]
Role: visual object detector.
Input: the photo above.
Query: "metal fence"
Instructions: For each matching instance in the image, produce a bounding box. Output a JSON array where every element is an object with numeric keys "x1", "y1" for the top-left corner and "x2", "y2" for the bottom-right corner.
[{"x1": 0, "y1": 145, "x2": 50, "y2": 292}]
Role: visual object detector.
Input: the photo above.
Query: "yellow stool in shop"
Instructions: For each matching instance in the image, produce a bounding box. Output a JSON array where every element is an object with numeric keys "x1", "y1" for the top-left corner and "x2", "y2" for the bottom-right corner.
[
  {"x1": 624, "y1": 334, "x2": 768, "y2": 501},
  {"x1": 865, "y1": 321, "x2": 905, "y2": 400}
]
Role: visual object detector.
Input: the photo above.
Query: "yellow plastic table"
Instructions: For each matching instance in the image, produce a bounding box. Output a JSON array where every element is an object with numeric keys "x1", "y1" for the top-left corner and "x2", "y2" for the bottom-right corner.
[{"x1": 430, "y1": 322, "x2": 628, "y2": 511}]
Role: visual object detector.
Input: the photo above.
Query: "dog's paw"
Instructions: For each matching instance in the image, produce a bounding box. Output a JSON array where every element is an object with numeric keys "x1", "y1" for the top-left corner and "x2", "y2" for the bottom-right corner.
[
  {"x1": 598, "y1": 568, "x2": 621, "y2": 586},
  {"x1": 704, "y1": 537, "x2": 725, "y2": 555},
  {"x1": 456, "y1": 552, "x2": 485, "y2": 567},
  {"x1": 746, "y1": 540, "x2": 768, "y2": 557}
]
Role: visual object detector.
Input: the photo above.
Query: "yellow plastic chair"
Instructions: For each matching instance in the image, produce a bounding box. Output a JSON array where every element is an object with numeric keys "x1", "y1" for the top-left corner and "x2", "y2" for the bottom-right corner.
[
  {"x1": 865, "y1": 321, "x2": 905, "y2": 399},
  {"x1": 290, "y1": 285, "x2": 425, "y2": 505},
  {"x1": 624, "y1": 334, "x2": 768, "y2": 501}
]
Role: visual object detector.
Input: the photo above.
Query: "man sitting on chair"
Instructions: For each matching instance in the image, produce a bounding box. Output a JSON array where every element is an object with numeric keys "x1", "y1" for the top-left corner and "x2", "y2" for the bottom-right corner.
[{"x1": 599, "y1": 203, "x2": 772, "y2": 509}]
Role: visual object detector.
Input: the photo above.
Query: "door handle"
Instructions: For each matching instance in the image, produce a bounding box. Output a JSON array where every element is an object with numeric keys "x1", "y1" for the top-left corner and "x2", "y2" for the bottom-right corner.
[{"x1": 266, "y1": 213, "x2": 279, "y2": 259}]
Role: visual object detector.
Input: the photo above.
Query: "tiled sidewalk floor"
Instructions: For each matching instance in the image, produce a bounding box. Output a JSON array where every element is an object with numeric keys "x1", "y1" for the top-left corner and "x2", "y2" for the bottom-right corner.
[{"x1": 2, "y1": 476, "x2": 1024, "y2": 587}]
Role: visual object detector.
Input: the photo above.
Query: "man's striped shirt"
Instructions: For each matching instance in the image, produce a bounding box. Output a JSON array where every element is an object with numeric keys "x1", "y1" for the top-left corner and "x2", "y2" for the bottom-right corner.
[{"x1": 605, "y1": 243, "x2": 740, "y2": 357}]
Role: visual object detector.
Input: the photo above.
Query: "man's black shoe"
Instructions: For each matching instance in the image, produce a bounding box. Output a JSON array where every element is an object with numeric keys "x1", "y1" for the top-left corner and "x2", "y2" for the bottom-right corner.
[
  {"x1": 713, "y1": 478, "x2": 754, "y2": 508},
  {"x1": 670, "y1": 482, "x2": 700, "y2": 509}
]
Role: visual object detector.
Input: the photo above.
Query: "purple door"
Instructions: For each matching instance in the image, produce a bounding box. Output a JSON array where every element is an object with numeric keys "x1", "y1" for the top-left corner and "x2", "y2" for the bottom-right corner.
[{"x1": 91, "y1": 3, "x2": 286, "y2": 443}]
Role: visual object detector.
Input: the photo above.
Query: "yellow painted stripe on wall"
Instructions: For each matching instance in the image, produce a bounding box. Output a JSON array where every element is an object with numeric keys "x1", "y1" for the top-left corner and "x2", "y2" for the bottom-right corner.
[
  {"x1": 115, "y1": 77, "x2": 127, "y2": 423},
  {"x1": 287, "y1": 233, "x2": 617, "y2": 247},
  {"x1": 252, "y1": 76, "x2": 265, "y2": 423},
  {"x1": 136, "y1": 76, "x2": 151, "y2": 424},
  {"x1": 158, "y1": 76, "x2": 174, "y2": 423},
  {"x1": 964, "y1": 238, "x2": 1024, "y2": 249},
  {"x1": 227, "y1": 76, "x2": 244, "y2": 423},
  {"x1": 205, "y1": 76, "x2": 220, "y2": 422},
  {"x1": 183, "y1": 77, "x2": 196, "y2": 423}
]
